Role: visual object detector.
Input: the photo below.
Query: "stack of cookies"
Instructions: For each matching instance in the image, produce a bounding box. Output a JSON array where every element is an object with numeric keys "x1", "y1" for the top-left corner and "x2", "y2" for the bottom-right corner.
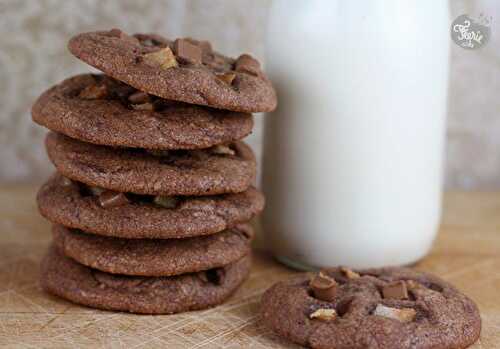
[{"x1": 32, "y1": 29, "x2": 276, "y2": 314}]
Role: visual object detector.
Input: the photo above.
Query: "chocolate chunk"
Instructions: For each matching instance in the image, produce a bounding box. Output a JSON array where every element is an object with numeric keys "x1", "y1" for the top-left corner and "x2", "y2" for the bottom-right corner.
[
  {"x1": 106, "y1": 28, "x2": 139, "y2": 46},
  {"x1": 68, "y1": 31, "x2": 277, "y2": 112},
  {"x1": 309, "y1": 272, "x2": 337, "y2": 302},
  {"x1": 260, "y1": 266, "x2": 481, "y2": 349},
  {"x1": 131, "y1": 103, "x2": 154, "y2": 111},
  {"x1": 98, "y1": 191, "x2": 129, "y2": 208},
  {"x1": 142, "y1": 47, "x2": 178, "y2": 69},
  {"x1": 198, "y1": 40, "x2": 212, "y2": 54},
  {"x1": 211, "y1": 144, "x2": 235, "y2": 156},
  {"x1": 373, "y1": 304, "x2": 416, "y2": 322},
  {"x1": 183, "y1": 38, "x2": 212, "y2": 54},
  {"x1": 78, "y1": 84, "x2": 108, "y2": 100},
  {"x1": 174, "y1": 39, "x2": 202, "y2": 65},
  {"x1": 153, "y1": 196, "x2": 178, "y2": 209},
  {"x1": 382, "y1": 281, "x2": 409, "y2": 300},
  {"x1": 341, "y1": 267, "x2": 360, "y2": 279},
  {"x1": 128, "y1": 91, "x2": 150, "y2": 104},
  {"x1": 235, "y1": 54, "x2": 260, "y2": 75},
  {"x1": 216, "y1": 72, "x2": 236, "y2": 85},
  {"x1": 309, "y1": 308, "x2": 337, "y2": 321}
]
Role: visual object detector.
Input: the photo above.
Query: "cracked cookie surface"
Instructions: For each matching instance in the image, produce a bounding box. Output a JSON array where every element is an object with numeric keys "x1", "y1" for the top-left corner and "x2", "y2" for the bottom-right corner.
[
  {"x1": 68, "y1": 29, "x2": 277, "y2": 112},
  {"x1": 32, "y1": 74, "x2": 253, "y2": 150},
  {"x1": 52, "y1": 224, "x2": 254, "y2": 276},
  {"x1": 261, "y1": 267, "x2": 481, "y2": 349},
  {"x1": 45, "y1": 132, "x2": 256, "y2": 196},
  {"x1": 40, "y1": 245, "x2": 251, "y2": 314},
  {"x1": 37, "y1": 173, "x2": 264, "y2": 238}
]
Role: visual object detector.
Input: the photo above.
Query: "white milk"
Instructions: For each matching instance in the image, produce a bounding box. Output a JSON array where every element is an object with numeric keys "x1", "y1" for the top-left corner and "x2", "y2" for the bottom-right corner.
[{"x1": 262, "y1": 0, "x2": 450, "y2": 269}]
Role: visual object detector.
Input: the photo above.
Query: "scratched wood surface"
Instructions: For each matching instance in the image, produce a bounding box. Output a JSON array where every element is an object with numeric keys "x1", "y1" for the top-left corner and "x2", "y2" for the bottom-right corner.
[{"x1": 0, "y1": 186, "x2": 499, "y2": 348}]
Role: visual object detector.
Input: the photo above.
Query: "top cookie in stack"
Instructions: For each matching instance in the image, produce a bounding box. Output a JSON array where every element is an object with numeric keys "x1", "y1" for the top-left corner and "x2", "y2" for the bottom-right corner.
[{"x1": 32, "y1": 28, "x2": 275, "y2": 314}]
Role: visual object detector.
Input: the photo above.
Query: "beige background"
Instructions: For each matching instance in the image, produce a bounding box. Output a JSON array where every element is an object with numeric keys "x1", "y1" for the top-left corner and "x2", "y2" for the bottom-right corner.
[{"x1": 0, "y1": 0, "x2": 498, "y2": 189}]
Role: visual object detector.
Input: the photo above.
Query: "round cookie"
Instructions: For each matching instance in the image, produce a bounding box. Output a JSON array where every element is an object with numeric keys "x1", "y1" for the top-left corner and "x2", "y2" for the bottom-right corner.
[
  {"x1": 40, "y1": 245, "x2": 251, "y2": 314},
  {"x1": 68, "y1": 29, "x2": 277, "y2": 113},
  {"x1": 37, "y1": 174, "x2": 264, "y2": 239},
  {"x1": 32, "y1": 74, "x2": 254, "y2": 150},
  {"x1": 261, "y1": 267, "x2": 481, "y2": 349},
  {"x1": 45, "y1": 132, "x2": 256, "y2": 196},
  {"x1": 53, "y1": 224, "x2": 254, "y2": 276}
]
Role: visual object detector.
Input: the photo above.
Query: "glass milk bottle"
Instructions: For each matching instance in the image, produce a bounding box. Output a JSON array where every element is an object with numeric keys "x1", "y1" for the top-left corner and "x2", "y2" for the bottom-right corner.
[{"x1": 262, "y1": 0, "x2": 450, "y2": 269}]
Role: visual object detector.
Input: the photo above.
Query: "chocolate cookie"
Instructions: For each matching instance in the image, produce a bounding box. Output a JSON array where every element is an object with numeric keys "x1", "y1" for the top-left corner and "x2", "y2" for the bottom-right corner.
[
  {"x1": 52, "y1": 224, "x2": 253, "y2": 276},
  {"x1": 68, "y1": 29, "x2": 277, "y2": 113},
  {"x1": 32, "y1": 74, "x2": 254, "y2": 150},
  {"x1": 37, "y1": 174, "x2": 264, "y2": 239},
  {"x1": 40, "y1": 245, "x2": 251, "y2": 314},
  {"x1": 45, "y1": 132, "x2": 256, "y2": 196},
  {"x1": 261, "y1": 267, "x2": 481, "y2": 349}
]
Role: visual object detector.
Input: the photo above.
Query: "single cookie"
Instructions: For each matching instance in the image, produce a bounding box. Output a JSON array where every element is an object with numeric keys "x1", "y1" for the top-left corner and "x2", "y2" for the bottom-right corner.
[
  {"x1": 37, "y1": 174, "x2": 264, "y2": 239},
  {"x1": 261, "y1": 267, "x2": 481, "y2": 349},
  {"x1": 32, "y1": 74, "x2": 254, "y2": 150},
  {"x1": 45, "y1": 132, "x2": 256, "y2": 196},
  {"x1": 40, "y1": 245, "x2": 251, "y2": 314},
  {"x1": 68, "y1": 29, "x2": 277, "y2": 113},
  {"x1": 53, "y1": 224, "x2": 254, "y2": 276}
]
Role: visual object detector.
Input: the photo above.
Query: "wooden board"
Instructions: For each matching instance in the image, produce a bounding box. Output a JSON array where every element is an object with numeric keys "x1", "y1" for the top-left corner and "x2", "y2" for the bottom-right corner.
[{"x1": 0, "y1": 186, "x2": 499, "y2": 348}]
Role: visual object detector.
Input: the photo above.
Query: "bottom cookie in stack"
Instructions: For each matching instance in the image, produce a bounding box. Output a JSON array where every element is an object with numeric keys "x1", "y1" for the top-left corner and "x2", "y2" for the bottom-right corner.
[{"x1": 40, "y1": 224, "x2": 253, "y2": 314}]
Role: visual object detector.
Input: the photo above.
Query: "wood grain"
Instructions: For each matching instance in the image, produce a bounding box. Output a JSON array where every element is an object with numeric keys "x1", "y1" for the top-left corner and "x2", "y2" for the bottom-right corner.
[{"x1": 0, "y1": 186, "x2": 498, "y2": 348}]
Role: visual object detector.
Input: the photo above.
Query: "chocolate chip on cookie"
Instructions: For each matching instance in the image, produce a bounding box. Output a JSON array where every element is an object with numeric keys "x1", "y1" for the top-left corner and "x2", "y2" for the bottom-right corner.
[
  {"x1": 141, "y1": 47, "x2": 178, "y2": 69},
  {"x1": 97, "y1": 191, "x2": 129, "y2": 208},
  {"x1": 37, "y1": 174, "x2": 265, "y2": 239},
  {"x1": 382, "y1": 280, "x2": 409, "y2": 300},
  {"x1": 261, "y1": 266, "x2": 481, "y2": 349},
  {"x1": 68, "y1": 30, "x2": 277, "y2": 112},
  {"x1": 173, "y1": 38, "x2": 202, "y2": 65}
]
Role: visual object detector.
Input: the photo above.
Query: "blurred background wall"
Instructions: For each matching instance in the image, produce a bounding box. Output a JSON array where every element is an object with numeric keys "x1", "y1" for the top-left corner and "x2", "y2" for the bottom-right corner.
[{"x1": 0, "y1": 0, "x2": 498, "y2": 189}]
